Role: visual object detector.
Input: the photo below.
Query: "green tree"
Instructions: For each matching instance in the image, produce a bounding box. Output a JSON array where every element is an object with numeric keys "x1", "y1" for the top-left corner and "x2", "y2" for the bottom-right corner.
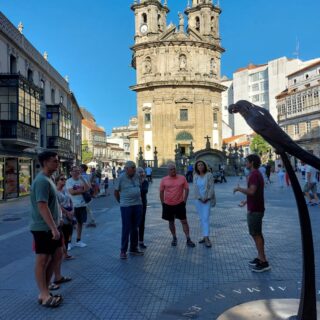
[
  {"x1": 250, "y1": 135, "x2": 271, "y2": 163},
  {"x1": 81, "y1": 140, "x2": 93, "y2": 164}
]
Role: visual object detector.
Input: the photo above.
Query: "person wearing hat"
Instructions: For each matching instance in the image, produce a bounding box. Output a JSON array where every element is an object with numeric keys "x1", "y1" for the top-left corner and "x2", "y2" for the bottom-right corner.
[
  {"x1": 193, "y1": 160, "x2": 216, "y2": 248},
  {"x1": 114, "y1": 161, "x2": 144, "y2": 259}
]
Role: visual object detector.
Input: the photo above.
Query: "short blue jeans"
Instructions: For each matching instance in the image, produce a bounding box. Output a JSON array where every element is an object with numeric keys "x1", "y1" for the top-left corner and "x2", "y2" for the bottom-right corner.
[{"x1": 120, "y1": 205, "x2": 142, "y2": 252}]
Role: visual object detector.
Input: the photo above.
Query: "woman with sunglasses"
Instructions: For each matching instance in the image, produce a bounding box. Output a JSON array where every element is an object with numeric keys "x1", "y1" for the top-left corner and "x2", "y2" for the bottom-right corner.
[{"x1": 55, "y1": 174, "x2": 74, "y2": 259}]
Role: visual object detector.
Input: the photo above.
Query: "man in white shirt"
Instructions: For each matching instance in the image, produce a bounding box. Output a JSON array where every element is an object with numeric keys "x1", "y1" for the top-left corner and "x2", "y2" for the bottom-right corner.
[
  {"x1": 66, "y1": 166, "x2": 90, "y2": 247},
  {"x1": 303, "y1": 164, "x2": 319, "y2": 206}
]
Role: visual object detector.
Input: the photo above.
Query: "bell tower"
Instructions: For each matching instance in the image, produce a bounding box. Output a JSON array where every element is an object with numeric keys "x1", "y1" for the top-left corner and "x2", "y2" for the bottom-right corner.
[
  {"x1": 131, "y1": 0, "x2": 169, "y2": 45},
  {"x1": 185, "y1": 0, "x2": 221, "y2": 43}
]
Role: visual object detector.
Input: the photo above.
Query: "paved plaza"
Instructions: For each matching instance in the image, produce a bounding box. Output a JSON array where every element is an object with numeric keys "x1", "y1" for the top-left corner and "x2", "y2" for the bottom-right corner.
[{"x1": 0, "y1": 175, "x2": 319, "y2": 319}]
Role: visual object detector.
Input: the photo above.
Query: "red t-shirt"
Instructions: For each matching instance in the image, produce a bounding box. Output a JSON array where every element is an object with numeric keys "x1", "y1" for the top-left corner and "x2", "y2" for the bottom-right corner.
[
  {"x1": 247, "y1": 169, "x2": 265, "y2": 213},
  {"x1": 160, "y1": 175, "x2": 189, "y2": 205}
]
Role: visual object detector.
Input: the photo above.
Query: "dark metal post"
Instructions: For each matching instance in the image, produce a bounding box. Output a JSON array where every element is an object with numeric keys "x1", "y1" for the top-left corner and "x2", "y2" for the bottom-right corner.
[{"x1": 280, "y1": 152, "x2": 316, "y2": 320}]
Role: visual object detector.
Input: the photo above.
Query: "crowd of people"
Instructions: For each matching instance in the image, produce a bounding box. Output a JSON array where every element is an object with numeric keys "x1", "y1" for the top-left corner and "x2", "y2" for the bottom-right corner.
[{"x1": 29, "y1": 150, "x2": 319, "y2": 308}]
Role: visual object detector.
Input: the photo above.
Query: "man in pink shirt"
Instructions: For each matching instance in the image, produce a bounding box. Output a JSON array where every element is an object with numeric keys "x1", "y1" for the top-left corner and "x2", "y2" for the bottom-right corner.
[{"x1": 160, "y1": 163, "x2": 195, "y2": 247}]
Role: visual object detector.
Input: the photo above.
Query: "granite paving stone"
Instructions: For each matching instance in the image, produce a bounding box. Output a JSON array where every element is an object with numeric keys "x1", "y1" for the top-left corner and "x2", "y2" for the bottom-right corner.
[{"x1": 0, "y1": 174, "x2": 319, "y2": 319}]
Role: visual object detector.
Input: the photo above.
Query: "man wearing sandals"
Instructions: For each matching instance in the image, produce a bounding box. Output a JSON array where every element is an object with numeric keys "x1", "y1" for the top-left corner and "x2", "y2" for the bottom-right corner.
[
  {"x1": 160, "y1": 162, "x2": 196, "y2": 248},
  {"x1": 30, "y1": 151, "x2": 63, "y2": 308}
]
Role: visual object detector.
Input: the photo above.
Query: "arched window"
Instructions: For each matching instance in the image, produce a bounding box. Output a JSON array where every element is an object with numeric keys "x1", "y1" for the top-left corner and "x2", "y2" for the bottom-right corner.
[
  {"x1": 211, "y1": 16, "x2": 214, "y2": 32},
  {"x1": 195, "y1": 17, "x2": 200, "y2": 32},
  {"x1": 142, "y1": 13, "x2": 147, "y2": 24},
  {"x1": 176, "y1": 131, "x2": 193, "y2": 141},
  {"x1": 158, "y1": 14, "x2": 161, "y2": 31}
]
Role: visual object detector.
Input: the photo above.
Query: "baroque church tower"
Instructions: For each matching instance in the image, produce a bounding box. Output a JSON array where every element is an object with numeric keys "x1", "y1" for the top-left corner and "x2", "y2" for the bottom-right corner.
[{"x1": 131, "y1": 0, "x2": 226, "y2": 164}]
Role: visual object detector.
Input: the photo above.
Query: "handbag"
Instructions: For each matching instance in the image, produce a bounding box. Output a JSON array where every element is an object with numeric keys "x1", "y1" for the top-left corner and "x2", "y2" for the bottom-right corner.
[{"x1": 82, "y1": 191, "x2": 92, "y2": 203}]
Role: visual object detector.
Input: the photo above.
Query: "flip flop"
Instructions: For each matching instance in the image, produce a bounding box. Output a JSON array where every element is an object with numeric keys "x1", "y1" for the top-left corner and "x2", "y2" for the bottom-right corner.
[
  {"x1": 54, "y1": 276, "x2": 72, "y2": 285},
  {"x1": 38, "y1": 293, "x2": 62, "y2": 305},
  {"x1": 41, "y1": 295, "x2": 62, "y2": 308},
  {"x1": 48, "y1": 283, "x2": 60, "y2": 290}
]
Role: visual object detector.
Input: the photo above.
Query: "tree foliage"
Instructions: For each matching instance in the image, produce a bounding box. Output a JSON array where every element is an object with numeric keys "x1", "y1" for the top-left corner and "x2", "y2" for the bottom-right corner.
[
  {"x1": 250, "y1": 135, "x2": 272, "y2": 163},
  {"x1": 81, "y1": 140, "x2": 93, "y2": 164}
]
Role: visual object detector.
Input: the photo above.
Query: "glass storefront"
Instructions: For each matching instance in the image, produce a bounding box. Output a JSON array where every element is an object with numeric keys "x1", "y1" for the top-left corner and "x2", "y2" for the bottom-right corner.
[
  {"x1": 0, "y1": 158, "x2": 4, "y2": 200},
  {"x1": 19, "y1": 159, "x2": 32, "y2": 196},
  {"x1": 4, "y1": 158, "x2": 18, "y2": 199},
  {"x1": 0, "y1": 157, "x2": 33, "y2": 200}
]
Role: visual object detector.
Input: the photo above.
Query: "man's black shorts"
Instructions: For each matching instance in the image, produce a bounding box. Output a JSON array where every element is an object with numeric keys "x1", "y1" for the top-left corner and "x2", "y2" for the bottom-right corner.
[
  {"x1": 75, "y1": 206, "x2": 87, "y2": 224},
  {"x1": 162, "y1": 202, "x2": 186, "y2": 221},
  {"x1": 31, "y1": 230, "x2": 62, "y2": 255}
]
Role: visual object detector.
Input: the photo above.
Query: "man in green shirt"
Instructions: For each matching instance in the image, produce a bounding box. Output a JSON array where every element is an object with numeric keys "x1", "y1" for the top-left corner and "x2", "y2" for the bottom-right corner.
[{"x1": 30, "y1": 151, "x2": 63, "y2": 308}]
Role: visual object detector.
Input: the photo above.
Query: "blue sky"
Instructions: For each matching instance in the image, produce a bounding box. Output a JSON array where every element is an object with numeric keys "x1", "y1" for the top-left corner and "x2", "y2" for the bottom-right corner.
[{"x1": 1, "y1": 0, "x2": 320, "y2": 132}]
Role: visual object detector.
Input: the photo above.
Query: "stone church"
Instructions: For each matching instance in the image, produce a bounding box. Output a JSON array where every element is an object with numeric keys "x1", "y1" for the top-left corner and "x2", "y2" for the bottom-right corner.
[{"x1": 130, "y1": 0, "x2": 226, "y2": 165}]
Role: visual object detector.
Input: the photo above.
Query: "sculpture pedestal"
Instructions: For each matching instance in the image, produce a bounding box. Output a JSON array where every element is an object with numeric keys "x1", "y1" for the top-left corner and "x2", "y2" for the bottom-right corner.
[{"x1": 217, "y1": 299, "x2": 320, "y2": 320}]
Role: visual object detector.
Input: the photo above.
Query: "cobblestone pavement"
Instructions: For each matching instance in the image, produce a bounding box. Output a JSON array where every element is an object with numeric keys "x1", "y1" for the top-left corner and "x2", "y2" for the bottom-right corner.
[{"x1": 0, "y1": 175, "x2": 319, "y2": 319}]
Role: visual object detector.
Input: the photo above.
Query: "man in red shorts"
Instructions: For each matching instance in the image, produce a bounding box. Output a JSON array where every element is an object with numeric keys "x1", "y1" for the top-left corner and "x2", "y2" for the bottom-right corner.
[{"x1": 160, "y1": 162, "x2": 195, "y2": 247}]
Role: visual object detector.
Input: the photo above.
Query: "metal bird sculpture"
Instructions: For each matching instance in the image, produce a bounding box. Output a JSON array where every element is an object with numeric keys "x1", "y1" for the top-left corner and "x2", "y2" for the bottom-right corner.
[{"x1": 229, "y1": 100, "x2": 320, "y2": 320}]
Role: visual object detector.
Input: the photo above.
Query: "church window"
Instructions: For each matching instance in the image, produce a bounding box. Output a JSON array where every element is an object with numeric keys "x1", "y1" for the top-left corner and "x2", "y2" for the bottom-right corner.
[
  {"x1": 213, "y1": 112, "x2": 218, "y2": 123},
  {"x1": 145, "y1": 113, "x2": 151, "y2": 123},
  {"x1": 195, "y1": 17, "x2": 200, "y2": 32},
  {"x1": 176, "y1": 131, "x2": 193, "y2": 141},
  {"x1": 142, "y1": 13, "x2": 147, "y2": 24},
  {"x1": 180, "y1": 109, "x2": 188, "y2": 121},
  {"x1": 158, "y1": 14, "x2": 161, "y2": 31},
  {"x1": 211, "y1": 16, "x2": 214, "y2": 32}
]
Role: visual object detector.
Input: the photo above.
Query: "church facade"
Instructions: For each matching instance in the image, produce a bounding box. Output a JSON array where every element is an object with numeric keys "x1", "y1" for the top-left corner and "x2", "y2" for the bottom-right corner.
[{"x1": 130, "y1": 0, "x2": 226, "y2": 165}]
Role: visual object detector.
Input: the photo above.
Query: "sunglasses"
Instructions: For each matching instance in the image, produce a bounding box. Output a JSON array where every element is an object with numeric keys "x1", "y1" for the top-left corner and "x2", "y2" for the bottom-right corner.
[{"x1": 59, "y1": 178, "x2": 66, "y2": 181}]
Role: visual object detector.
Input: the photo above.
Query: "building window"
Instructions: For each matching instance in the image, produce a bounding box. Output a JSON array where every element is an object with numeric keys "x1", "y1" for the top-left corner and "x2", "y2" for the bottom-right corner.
[
  {"x1": 294, "y1": 124, "x2": 299, "y2": 135},
  {"x1": 294, "y1": 79, "x2": 297, "y2": 84},
  {"x1": 250, "y1": 72, "x2": 260, "y2": 82},
  {"x1": 180, "y1": 109, "x2": 188, "y2": 121},
  {"x1": 297, "y1": 95, "x2": 302, "y2": 112},
  {"x1": 195, "y1": 17, "x2": 200, "y2": 32},
  {"x1": 306, "y1": 121, "x2": 311, "y2": 133},
  {"x1": 142, "y1": 13, "x2": 147, "y2": 24},
  {"x1": 213, "y1": 112, "x2": 218, "y2": 123},
  {"x1": 27, "y1": 69, "x2": 33, "y2": 83},
  {"x1": 251, "y1": 83, "x2": 259, "y2": 92},
  {"x1": 144, "y1": 113, "x2": 151, "y2": 123},
  {"x1": 10, "y1": 55, "x2": 17, "y2": 74},
  {"x1": 51, "y1": 89, "x2": 55, "y2": 104},
  {"x1": 211, "y1": 16, "x2": 214, "y2": 32},
  {"x1": 0, "y1": 87, "x2": 17, "y2": 120},
  {"x1": 252, "y1": 94, "x2": 259, "y2": 102},
  {"x1": 305, "y1": 74, "x2": 309, "y2": 79},
  {"x1": 287, "y1": 99, "x2": 292, "y2": 115},
  {"x1": 60, "y1": 96, "x2": 63, "y2": 104},
  {"x1": 292, "y1": 97, "x2": 297, "y2": 114}
]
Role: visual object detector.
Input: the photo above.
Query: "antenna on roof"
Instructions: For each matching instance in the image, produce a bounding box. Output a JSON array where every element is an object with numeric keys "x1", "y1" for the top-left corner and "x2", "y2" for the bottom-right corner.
[{"x1": 293, "y1": 37, "x2": 300, "y2": 59}]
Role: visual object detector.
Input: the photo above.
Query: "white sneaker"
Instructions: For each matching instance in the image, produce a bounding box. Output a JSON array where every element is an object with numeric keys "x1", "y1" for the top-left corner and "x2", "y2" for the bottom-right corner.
[
  {"x1": 74, "y1": 241, "x2": 87, "y2": 248},
  {"x1": 67, "y1": 243, "x2": 73, "y2": 251}
]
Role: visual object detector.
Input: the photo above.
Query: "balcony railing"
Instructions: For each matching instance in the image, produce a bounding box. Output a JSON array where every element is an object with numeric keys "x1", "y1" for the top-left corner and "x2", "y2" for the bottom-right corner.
[{"x1": 0, "y1": 121, "x2": 39, "y2": 148}]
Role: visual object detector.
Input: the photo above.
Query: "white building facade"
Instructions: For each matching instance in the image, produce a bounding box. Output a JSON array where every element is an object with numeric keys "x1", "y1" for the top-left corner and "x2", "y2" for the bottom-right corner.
[{"x1": 230, "y1": 57, "x2": 319, "y2": 135}]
